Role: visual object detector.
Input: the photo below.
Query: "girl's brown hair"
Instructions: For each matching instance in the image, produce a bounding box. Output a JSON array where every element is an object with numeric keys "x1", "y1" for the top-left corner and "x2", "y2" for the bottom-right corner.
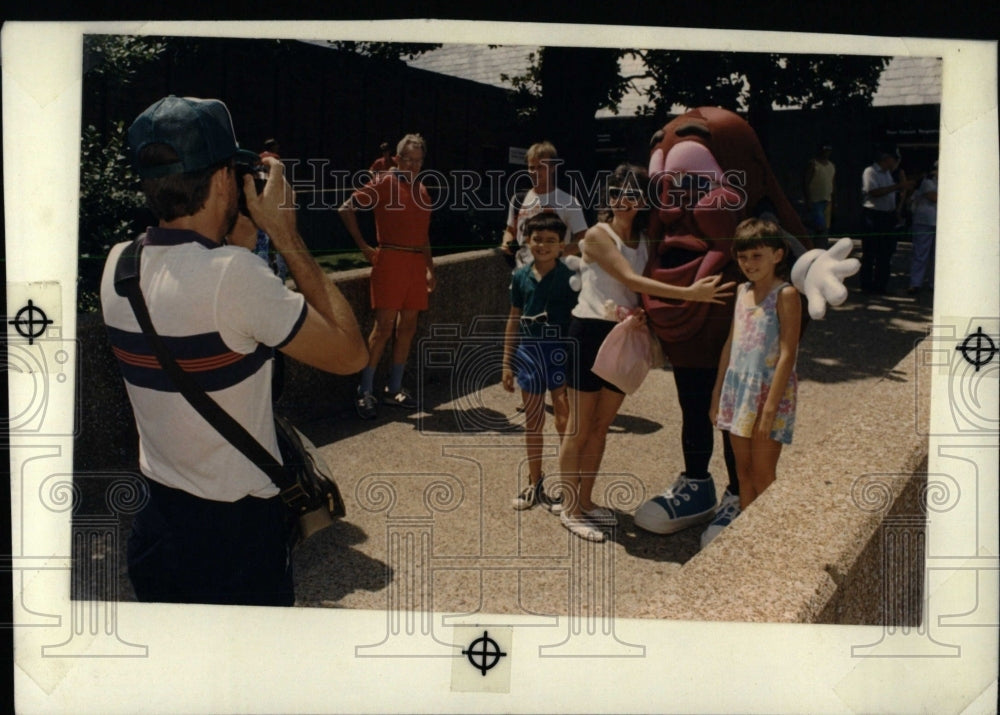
[{"x1": 732, "y1": 218, "x2": 791, "y2": 278}]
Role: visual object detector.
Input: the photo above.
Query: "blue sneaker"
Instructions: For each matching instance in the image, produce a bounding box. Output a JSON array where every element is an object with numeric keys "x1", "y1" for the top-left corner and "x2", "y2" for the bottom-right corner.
[
  {"x1": 633, "y1": 473, "x2": 717, "y2": 535},
  {"x1": 700, "y1": 490, "x2": 741, "y2": 550}
]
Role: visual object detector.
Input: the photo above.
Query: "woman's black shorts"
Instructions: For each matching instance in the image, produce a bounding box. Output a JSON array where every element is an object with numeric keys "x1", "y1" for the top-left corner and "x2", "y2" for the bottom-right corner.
[{"x1": 566, "y1": 316, "x2": 625, "y2": 394}]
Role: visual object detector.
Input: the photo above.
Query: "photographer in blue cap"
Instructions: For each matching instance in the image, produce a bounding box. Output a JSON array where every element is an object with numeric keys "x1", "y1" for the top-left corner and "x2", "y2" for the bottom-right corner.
[{"x1": 101, "y1": 96, "x2": 368, "y2": 606}]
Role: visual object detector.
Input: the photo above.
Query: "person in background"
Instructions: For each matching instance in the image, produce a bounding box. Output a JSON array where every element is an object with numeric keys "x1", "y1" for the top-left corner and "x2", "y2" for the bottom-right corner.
[
  {"x1": 802, "y1": 143, "x2": 835, "y2": 248},
  {"x1": 339, "y1": 133, "x2": 436, "y2": 419},
  {"x1": 907, "y1": 160, "x2": 938, "y2": 295},
  {"x1": 368, "y1": 141, "x2": 396, "y2": 177},
  {"x1": 860, "y1": 147, "x2": 913, "y2": 294},
  {"x1": 499, "y1": 141, "x2": 588, "y2": 269}
]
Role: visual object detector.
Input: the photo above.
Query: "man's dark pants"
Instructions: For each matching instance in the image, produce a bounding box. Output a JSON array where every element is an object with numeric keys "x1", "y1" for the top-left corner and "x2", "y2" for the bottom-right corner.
[
  {"x1": 861, "y1": 208, "x2": 899, "y2": 292},
  {"x1": 128, "y1": 479, "x2": 294, "y2": 606}
]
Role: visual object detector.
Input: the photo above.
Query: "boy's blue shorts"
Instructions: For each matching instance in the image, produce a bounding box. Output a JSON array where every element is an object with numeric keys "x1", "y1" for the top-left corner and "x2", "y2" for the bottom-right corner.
[{"x1": 513, "y1": 340, "x2": 570, "y2": 395}]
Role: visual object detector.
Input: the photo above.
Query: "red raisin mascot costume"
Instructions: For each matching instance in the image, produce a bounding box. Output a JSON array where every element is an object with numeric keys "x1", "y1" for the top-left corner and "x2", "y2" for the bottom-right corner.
[{"x1": 633, "y1": 106, "x2": 856, "y2": 545}]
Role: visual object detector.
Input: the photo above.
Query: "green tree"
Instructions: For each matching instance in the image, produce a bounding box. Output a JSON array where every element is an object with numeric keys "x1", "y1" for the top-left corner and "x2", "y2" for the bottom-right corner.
[
  {"x1": 498, "y1": 46, "x2": 888, "y2": 156},
  {"x1": 83, "y1": 35, "x2": 167, "y2": 83},
  {"x1": 78, "y1": 121, "x2": 143, "y2": 260},
  {"x1": 501, "y1": 46, "x2": 625, "y2": 180},
  {"x1": 78, "y1": 35, "x2": 166, "y2": 311},
  {"x1": 635, "y1": 50, "x2": 889, "y2": 146}
]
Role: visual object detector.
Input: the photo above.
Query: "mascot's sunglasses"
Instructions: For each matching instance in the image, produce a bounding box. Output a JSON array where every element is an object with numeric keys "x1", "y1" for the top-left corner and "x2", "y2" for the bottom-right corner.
[
  {"x1": 520, "y1": 311, "x2": 549, "y2": 325},
  {"x1": 608, "y1": 187, "x2": 644, "y2": 202}
]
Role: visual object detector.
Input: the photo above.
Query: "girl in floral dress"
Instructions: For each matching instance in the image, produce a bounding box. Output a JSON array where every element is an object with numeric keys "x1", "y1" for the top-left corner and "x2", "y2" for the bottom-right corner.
[{"x1": 710, "y1": 218, "x2": 802, "y2": 510}]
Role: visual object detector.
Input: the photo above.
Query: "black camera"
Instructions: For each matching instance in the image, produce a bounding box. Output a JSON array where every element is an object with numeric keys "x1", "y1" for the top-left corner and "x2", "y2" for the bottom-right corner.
[{"x1": 235, "y1": 160, "x2": 268, "y2": 216}]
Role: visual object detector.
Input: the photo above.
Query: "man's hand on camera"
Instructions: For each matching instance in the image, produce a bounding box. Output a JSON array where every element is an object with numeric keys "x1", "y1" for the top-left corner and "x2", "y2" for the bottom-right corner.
[{"x1": 243, "y1": 157, "x2": 297, "y2": 243}]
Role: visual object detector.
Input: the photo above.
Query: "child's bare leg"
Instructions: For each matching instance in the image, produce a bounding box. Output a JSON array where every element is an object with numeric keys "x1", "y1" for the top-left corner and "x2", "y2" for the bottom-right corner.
[
  {"x1": 729, "y1": 433, "x2": 757, "y2": 510},
  {"x1": 749, "y1": 435, "x2": 782, "y2": 499},
  {"x1": 522, "y1": 389, "x2": 546, "y2": 483}
]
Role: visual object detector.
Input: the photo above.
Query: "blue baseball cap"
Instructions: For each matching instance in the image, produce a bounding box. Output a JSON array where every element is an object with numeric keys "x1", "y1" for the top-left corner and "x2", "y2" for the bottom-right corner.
[{"x1": 128, "y1": 95, "x2": 259, "y2": 179}]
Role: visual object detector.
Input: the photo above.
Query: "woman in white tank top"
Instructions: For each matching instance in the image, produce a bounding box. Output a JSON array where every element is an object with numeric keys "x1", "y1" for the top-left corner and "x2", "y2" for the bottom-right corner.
[{"x1": 557, "y1": 164, "x2": 735, "y2": 542}]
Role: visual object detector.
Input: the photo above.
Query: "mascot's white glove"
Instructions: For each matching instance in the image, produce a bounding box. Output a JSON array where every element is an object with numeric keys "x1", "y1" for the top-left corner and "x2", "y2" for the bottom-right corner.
[
  {"x1": 791, "y1": 237, "x2": 861, "y2": 320},
  {"x1": 562, "y1": 254, "x2": 584, "y2": 292}
]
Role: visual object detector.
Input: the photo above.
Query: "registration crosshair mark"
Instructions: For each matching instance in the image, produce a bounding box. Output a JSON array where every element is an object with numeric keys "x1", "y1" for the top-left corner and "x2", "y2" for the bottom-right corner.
[
  {"x1": 462, "y1": 630, "x2": 507, "y2": 676},
  {"x1": 956, "y1": 326, "x2": 998, "y2": 372},
  {"x1": 9, "y1": 300, "x2": 54, "y2": 345}
]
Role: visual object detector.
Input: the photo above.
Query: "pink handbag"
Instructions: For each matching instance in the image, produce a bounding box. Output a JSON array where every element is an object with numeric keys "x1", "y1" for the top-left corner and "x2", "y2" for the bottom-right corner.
[{"x1": 591, "y1": 313, "x2": 655, "y2": 394}]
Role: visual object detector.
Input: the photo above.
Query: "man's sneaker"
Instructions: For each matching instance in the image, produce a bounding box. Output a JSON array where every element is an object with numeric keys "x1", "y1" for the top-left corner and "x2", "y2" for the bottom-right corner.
[
  {"x1": 699, "y1": 490, "x2": 741, "y2": 550},
  {"x1": 633, "y1": 473, "x2": 717, "y2": 535},
  {"x1": 355, "y1": 387, "x2": 377, "y2": 420},
  {"x1": 382, "y1": 387, "x2": 417, "y2": 409},
  {"x1": 560, "y1": 511, "x2": 606, "y2": 542}
]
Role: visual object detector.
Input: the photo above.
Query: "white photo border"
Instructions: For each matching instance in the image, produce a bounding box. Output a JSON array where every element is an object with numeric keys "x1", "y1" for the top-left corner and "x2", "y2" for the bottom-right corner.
[{"x1": 6, "y1": 20, "x2": 998, "y2": 714}]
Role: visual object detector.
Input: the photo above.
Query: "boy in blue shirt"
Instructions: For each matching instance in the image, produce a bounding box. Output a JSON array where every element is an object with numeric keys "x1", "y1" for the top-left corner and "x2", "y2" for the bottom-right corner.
[{"x1": 502, "y1": 213, "x2": 579, "y2": 511}]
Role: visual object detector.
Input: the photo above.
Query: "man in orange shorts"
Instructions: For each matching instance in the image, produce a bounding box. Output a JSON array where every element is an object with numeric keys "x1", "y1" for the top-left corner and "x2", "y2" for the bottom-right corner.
[{"x1": 339, "y1": 133, "x2": 436, "y2": 418}]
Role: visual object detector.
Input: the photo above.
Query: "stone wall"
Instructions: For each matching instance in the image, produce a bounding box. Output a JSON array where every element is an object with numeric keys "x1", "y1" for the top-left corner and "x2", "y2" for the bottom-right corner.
[
  {"x1": 75, "y1": 248, "x2": 511, "y2": 472},
  {"x1": 647, "y1": 346, "x2": 930, "y2": 624}
]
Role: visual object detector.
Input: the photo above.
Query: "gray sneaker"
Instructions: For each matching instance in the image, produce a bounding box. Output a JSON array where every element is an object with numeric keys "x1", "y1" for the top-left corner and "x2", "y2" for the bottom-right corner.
[
  {"x1": 355, "y1": 387, "x2": 377, "y2": 420},
  {"x1": 512, "y1": 481, "x2": 541, "y2": 510},
  {"x1": 583, "y1": 505, "x2": 617, "y2": 527},
  {"x1": 700, "y1": 491, "x2": 741, "y2": 550}
]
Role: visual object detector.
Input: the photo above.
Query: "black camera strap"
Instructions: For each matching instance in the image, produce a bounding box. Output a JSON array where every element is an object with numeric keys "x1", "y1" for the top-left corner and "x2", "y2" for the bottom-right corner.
[{"x1": 113, "y1": 236, "x2": 294, "y2": 492}]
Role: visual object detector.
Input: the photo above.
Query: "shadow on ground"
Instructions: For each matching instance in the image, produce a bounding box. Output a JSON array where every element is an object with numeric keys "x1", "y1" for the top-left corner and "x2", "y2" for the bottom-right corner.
[
  {"x1": 292, "y1": 520, "x2": 392, "y2": 607},
  {"x1": 796, "y1": 241, "x2": 933, "y2": 384}
]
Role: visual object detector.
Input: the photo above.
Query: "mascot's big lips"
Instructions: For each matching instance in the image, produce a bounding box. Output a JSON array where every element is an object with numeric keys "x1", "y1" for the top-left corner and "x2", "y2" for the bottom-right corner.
[
  {"x1": 644, "y1": 140, "x2": 746, "y2": 342},
  {"x1": 640, "y1": 107, "x2": 810, "y2": 366}
]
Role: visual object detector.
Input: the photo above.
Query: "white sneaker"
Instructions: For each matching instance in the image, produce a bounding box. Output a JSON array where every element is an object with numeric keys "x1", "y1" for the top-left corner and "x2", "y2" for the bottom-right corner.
[
  {"x1": 582, "y1": 505, "x2": 617, "y2": 527},
  {"x1": 560, "y1": 511, "x2": 606, "y2": 542}
]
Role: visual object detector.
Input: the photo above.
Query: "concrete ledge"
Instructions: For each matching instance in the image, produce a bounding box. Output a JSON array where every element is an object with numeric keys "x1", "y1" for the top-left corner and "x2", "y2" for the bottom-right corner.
[
  {"x1": 274, "y1": 248, "x2": 512, "y2": 421},
  {"x1": 75, "y1": 248, "x2": 512, "y2": 471},
  {"x1": 650, "y1": 344, "x2": 930, "y2": 624}
]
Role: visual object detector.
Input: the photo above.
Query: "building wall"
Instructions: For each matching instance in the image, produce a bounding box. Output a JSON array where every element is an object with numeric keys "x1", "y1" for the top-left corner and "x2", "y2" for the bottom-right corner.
[{"x1": 83, "y1": 37, "x2": 522, "y2": 253}]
